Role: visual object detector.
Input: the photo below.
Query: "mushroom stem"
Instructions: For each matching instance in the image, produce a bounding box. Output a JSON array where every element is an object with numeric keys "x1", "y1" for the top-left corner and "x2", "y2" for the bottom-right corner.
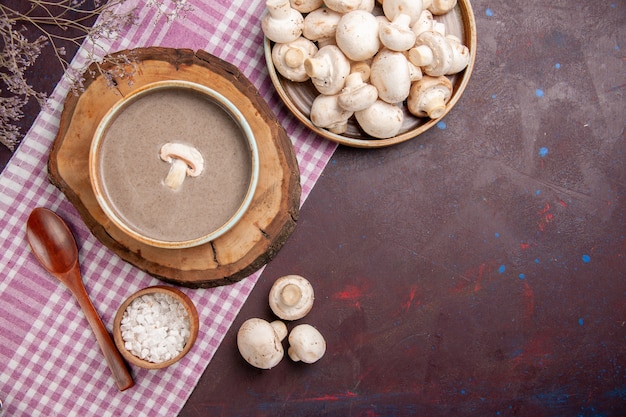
[
  {"x1": 408, "y1": 44, "x2": 434, "y2": 67},
  {"x1": 304, "y1": 56, "x2": 331, "y2": 79},
  {"x1": 159, "y1": 143, "x2": 204, "y2": 190},
  {"x1": 266, "y1": 0, "x2": 292, "y2": 20},
  {"x1": 280, "y1": 283, "x2": 303, "y2": 307},
  {"x1": 423, "y1": 93, "x2": 447, "y2": 119},
  {"x1": 284, "y1": 48, "x2": 305, "y2": 68},
  {"x1": 164, "y1": 159, "x2": 189, "y2": 190}
]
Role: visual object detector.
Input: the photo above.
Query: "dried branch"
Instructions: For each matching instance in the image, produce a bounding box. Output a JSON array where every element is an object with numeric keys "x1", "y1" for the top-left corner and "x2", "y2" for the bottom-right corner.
[{"x1": 0, "y1": 0, "x2": 191, "y2": 151}]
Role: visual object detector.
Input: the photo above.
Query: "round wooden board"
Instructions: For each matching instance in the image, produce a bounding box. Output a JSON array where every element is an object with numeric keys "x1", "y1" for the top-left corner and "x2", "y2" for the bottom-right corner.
[{"x1": 48, "y1": 47, "x2": 301, "y2": 288}]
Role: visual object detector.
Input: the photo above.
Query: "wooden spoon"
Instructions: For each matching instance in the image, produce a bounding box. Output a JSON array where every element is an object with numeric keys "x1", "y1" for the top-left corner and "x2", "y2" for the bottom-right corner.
[{"x1": 26, "y1": 207, "x2": 134, "y2": 391}]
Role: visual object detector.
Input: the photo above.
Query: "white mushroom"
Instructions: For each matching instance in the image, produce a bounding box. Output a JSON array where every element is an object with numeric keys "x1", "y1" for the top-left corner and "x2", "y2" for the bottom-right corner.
[
  {"x1": 272, "y1": 37, "x2": 318, "y2": 82},
  {"x1": 350, "y1": 59, "x2": 372, "y2": 82},
  {"x1": 407, "y1": 74, "x2": 453, "y2": 119},
  {"x1": 304, "y1": 45, "x2": 351, "y2": 95},
  {"x1": 335, "y1": 10, "x2": 380, "y2": 62},
  {"x1": 412, "y1": 9, "x2": 432, "y2": 36},
  {"x1": 310, "y1": 93, "x2": 354, "y2": 134},
  {"x1": 159, "y1": 142, "x2": 204, "y2": 190},
  {"x1": 261, "y1": 0, "x2": 304, "y2": 44},
  {"x1": 269, "y1": 275, "x2": 315, "y2": 320},
  {"x1": 427, "y1": 0, "x2": 457, "y2": 15},
  {"x1": 337, "y1": 72, "x2": 378, "y2": 112},
  {"x1": 324, "y1": 0, "x2": 364, "y2": 13},
  {"x1": 288, "y1": 324, "x2": 326, "y2": 364},
  {"x1": 237, "y1": 318, "x2": 287, "y2": 369},
  {"x1": 445, "y1": 34, "x2": 470, "y2": 75},
  {"x1": 378, "y1": 14, "x2": 417, "y2": 52},
  {"x1": 302, "y1": 7, "x2": 342, "y2": 46},
  {"x1": 408, "y1": 30, "x2": 454, "y2": 76},
  {"x1": 370, "y1": 48, "x2": 421, "y2": 104},
  {"x1": 356, "y1": 0, "x2": 375, "y2": 12},
  {"x1": 289, "y1": 0, "x2": 323, "y2": 13},
  {"x1": 382, "y1": 0, "x2": 423, "y2": 25},
  {"x1": 354, "y1": 99, "x2": 404, "y2": 138}
]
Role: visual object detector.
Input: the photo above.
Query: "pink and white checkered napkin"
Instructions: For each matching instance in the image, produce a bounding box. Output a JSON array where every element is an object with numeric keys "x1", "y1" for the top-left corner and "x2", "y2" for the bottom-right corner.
[{"x1": 0, "y1": 1, "x2": 336, "y2": 416}]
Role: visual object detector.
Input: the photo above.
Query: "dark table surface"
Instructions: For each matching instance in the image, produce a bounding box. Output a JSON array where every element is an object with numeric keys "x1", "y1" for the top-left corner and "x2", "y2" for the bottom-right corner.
[{"x1": 3, "y1": 1, "x2": 624, "y2": 416}]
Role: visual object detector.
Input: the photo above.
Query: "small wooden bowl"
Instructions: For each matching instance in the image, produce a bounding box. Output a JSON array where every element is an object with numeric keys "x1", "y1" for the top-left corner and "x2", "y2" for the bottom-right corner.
[
  {"x1": 264, "y1": 0, "x2": 477, "y2": 148},
  {"x1": 113, "y1": 286, "x2": 199, "y2": 369}
]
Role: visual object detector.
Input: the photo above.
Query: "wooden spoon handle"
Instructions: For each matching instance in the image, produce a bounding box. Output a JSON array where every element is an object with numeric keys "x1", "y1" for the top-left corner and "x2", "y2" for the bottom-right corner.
[{"x1": 63, "y1": 269, "x2": 134, "y2": 391}]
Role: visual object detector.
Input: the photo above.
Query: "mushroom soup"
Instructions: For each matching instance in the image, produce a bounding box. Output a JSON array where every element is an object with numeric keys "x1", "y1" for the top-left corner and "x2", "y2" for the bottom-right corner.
[{"x1": 96, "y1": 87, "x2": 253, "y2": 243}]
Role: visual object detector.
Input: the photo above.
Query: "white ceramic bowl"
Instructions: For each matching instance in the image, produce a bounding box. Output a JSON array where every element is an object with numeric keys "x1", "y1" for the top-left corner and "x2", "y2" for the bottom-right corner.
[{"x1": 90, "y1": 80, "x2": 259, "y2": 249}]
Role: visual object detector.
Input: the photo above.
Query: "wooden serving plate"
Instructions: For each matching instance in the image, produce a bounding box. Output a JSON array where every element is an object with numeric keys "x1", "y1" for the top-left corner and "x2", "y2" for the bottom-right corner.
[
  {"x1": 49, "y1": 47, "x2": 301, "y2": 288},
  {"x1": 264, "y1": 0, "x2": 477, "y2": 148}
]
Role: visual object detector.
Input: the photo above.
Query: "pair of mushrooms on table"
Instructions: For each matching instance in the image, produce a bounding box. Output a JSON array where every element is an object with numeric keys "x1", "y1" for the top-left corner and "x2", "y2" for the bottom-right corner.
[
  {"x1": 263, "y1": 0, "x2": 470, "y2": 138},
  {"x1": 237, "y1": 275, "x2": 326, "y2": 369}
]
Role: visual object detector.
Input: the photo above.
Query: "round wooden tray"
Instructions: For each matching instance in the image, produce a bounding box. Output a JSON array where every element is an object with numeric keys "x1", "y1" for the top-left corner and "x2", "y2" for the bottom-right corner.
[{"x1": 48, "y1": 47, "x2": 301, "y2": 288}]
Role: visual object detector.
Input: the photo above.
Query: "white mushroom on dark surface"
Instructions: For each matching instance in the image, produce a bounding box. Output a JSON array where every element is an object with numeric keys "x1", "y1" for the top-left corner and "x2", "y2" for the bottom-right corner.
[
  {"x1": 269, "y1": 275, "x2": 315, "y2": 321},
  {"x1": 237, "y1": 318, "x2": 287, "y2": 369},
  {"x1": 159, "y1": 142, "x2": 204, "y2": 190},
  {"x1": 287, "y1": 324, "x2": 326, "y2": 364}
]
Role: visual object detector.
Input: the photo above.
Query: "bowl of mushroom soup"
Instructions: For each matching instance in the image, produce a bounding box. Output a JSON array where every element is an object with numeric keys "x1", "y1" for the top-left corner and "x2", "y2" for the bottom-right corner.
[
  {"x1": 262, "y1": 0, "x2": 477, "y2": 148},
  {"x1": 89, "y1": 80, "x2": 260, "y2": 249}
]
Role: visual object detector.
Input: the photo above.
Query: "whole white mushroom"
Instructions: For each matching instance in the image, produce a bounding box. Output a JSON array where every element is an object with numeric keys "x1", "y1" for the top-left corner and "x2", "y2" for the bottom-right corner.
[
  {"x1": 355, "y1": 99, "x2": 404, "y2": 139},
  {"x1": 237, "y1": 318, "x2": 287, "y2": 369},
  {"x1": 288, "y1": 324, "x2": 326, "y2": 364},
  {"x1": 335, "y1": 10, "x2": 380, "y2": 62},
  {"x1": 269, "y1": 275, "x2": 316, "y2": 320}
]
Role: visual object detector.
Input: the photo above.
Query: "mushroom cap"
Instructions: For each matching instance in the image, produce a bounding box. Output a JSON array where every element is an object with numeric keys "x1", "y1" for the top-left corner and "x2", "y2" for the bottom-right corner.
[
  {"x1": 324, "y1": 0, "x2": 363, "y2": 13},
  {"x1": 382, "y1": 0, "x2": 424, "y2": 25},
  {"x1": 338, "y1": 73, "x2": 378, "y2": 112},
  {"x1": 335, "y1": 10, "x2": 381, "y2": 62},
  {"x1": 407, "y1": 74, "x2": 453, "y2": 118},
  {"x1": 305, "y1": 45, "x2": 351, "y2": 95},
  {"x1": 290, "y1": 0, "x2": 324, "y2": 13},
  {"x1": 159, "y1": 142, "x2": 204, "y2": 177},
  {"x1": 445, "y1": 35, "x2": 470, "y2": 75},
  {"x1": 302, "y1": 7, "x2": 342, "y2": 41},
  {"x1": 272, "y1": 37, "x2": 318, "y2": 82},
  {"x1": 379, "y1": 14, "x2": 418, "y2": 52},
  {"x1": 237, "y1": 318, "x2": 285, "y2": 369},
  {"x1": 288, "y1": 324, "x2": 326, "y2": 363},
  {"x1": 370, "y1": 49, "x2": 412, "y2": 104},
  {"x1": 428, "y1": 0, "x2": 457, "y2": 15},
  {"x1": 269, "y1": 275, "x2": 315, "y2": 320},
  {"x1": 411, "y1": 30, "x2": 454, "y2": 76},
  {"x1": 355, "y1": 99, "x2": 404, "y2": 139},
  {"x1": 411, "y1": 9, "x2": 435, "y2": 36}
]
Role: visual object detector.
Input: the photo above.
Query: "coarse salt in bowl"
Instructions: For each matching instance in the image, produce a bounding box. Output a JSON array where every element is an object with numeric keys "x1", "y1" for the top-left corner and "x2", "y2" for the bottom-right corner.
[{"x1": 113, "y1": 286, "x2": 199, "y2": 369}]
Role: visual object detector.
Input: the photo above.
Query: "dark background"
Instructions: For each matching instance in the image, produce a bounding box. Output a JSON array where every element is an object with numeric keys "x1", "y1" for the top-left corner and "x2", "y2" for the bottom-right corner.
[{"x1": 3, "y1": 1, "x2": 624, "y2": 416}]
